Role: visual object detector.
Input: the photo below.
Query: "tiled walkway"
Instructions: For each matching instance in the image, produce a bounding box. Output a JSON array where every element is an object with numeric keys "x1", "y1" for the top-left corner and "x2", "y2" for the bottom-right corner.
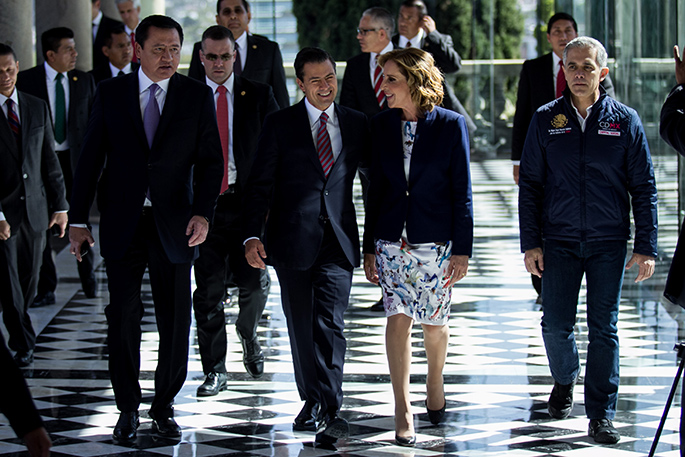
[{"x1": 1, "y1": 158, "x2": 683, "y2": 456}]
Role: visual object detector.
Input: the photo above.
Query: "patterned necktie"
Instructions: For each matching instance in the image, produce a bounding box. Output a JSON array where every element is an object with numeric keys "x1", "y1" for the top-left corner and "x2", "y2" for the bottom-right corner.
[
  {"x1": 143, "y1": 83, "x2": 160, "y2": 148},
  {"x1": 556, "y1": 60, "x2": 566, "y2": 98},
  {"x1": 216, "y1": 85, "x2": 230, "y2": 194},
  {"x1": 406, "y1": 41, "x2": 411, "y2": 48},
  {"x1": 373, "y1": 57, "x2": 385, "y2": 108},
  {"x1": 6, "y1": 98, "x2": 21, "y2": 146},
  {"x1": 317, "y1": 112, "x2": 334, "y2": 177},
  {"x1": 234, "y1": 43, "x2": 243, "y2": 77},
  {"x1": 54, "y1": 73, "x2": 67, "y2": 144}
]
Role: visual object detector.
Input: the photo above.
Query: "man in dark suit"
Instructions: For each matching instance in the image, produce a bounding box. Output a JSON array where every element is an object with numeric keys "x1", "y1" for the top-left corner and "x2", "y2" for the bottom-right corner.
[
  {"x1": 68, "y1": 15, "x2": 224, "y2": 443},
  {"x1": 340, "y1": 7, "x2": 395, "y2": 119},
  {"x1": 188, "y1": 0, "x2": 289, "y2": 109},
  {"x1": 511, "y1": 12, "x2": 614, "y2": 300},
  {"x1": 243, "y1": 47, "x2": 369, "y2": 444},
  {"x1": 392, "y1": 0, "x2": 476, "y2": 133},
  {"x1": 16, "y1": 27, "x2": 97, "y2": 307},
  {"x1": 115, "y1": 0, "x2": 141, "y2": 64},
  {"x1": 0, "y1": 44, "x2": 68, "y2": 368},
  {"x1": 90, "y1": 24, "x2": 140, "y2": 84},
  {"x1": 92, "y1": 0, "x2": 124, "y2": 70},
  {"x1": 193, "y1": 25, "x2": 278, "y2": 397}
]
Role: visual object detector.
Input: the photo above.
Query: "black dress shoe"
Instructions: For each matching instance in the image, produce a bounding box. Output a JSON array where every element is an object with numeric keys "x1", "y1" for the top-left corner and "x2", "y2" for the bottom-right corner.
[
  {"x1": 425, "y1": 399, "x2": 446, "y2": 425},
  {"x1": 588, "y1": 418, "x2": 620, "y2": 444},
  {"x1": 293, "y1": 400, "x2": 320, "y2": 431},
  {"x1": 197, "y1": 372, "x2": 228, "y2": 397},
  {"x1": 32, "y1": 291, "x2": 55, "y2": 308},
  {"x1": 113, "y1": 411, "x2": 139, "y2": 443},
  {"x1": 83, "y1": 278, "x2": 99, "y2": 298},
  {"x1": 238, "y1": 332, "x2": 264, "y2": 378},
  {"x1": 149, "y1": 412, "x2": 181, "y2": 438},
  {"x1": 315, "y1": 413, "x2": 349, "y2": 444},
  {"x1": 395, "y1": 434, "x2": 416, "y2": 446},
  {"x1": 13, "y1": 350, "x2": 34, "y2": 367}
]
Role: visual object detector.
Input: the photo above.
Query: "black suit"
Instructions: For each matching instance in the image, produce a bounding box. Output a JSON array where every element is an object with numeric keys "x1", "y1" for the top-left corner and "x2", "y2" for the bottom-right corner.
[
  {"x1": 16, "y1": 64, "x2": 97, "y2": 299},
  {"x1": 243, "y1": 100, "x2": 369, "y2": 415},
  {"x1": 89, "y1": 62, "x2": 140, "y2": 85},
  {"x1": 188, "y1": 34, "x2": 289, "y2": 109},
  {"x1": 0, "y1": 91, "x2": 67, "y2": 353},
  {"x1": 392, "y1": 32, "x2": 476, "y2": 133},
  {"x1": 511, "y1": 52, "x2": 615, "y2": 162},
  {"x1": 93, "y1": 15, "x2": 124, "y2": 70},
  {"x1": 193, "y1": 76, "x2": 279, "y2": 375},
  {"x1": 69, "y1": 70, "x2": 223, "y2": 418},
  {"x1": 340, "y1": 52, "x2": 394, "y2": 119}
]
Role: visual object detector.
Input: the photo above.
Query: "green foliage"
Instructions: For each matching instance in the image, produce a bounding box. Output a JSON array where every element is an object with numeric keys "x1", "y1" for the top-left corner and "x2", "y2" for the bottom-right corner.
[{"x1": 535, "y1": 0, "x2": 554, "y2": 56}]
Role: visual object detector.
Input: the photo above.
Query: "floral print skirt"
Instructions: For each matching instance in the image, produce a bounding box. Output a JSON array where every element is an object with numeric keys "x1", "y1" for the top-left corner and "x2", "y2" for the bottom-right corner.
[{"x1": 375, "y1": 238, "x2": 453, "y2": 325}]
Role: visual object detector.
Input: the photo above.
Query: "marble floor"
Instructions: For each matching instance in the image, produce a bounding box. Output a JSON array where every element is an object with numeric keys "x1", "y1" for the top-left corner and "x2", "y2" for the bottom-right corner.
[{"x1": 1, "y1": 158, "x2": 684, "y2": 456}]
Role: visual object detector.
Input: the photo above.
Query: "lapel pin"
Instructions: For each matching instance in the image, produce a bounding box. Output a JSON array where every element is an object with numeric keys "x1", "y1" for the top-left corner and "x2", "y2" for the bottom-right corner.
[
  {"x1": 241, "y1": 91, "x2": 246, "y2": 96},
  {"x1": 252, "y1": 45, "x2": 257, "y2": 49},
  {"x1": 72, "y1": 76, "x2": 78, "y2": 81}
]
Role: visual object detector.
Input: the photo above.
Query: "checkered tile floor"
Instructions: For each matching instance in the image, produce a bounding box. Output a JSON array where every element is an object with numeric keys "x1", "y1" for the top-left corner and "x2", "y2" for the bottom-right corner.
[{"x1": 1, "y1": 158, "x2": 683, "y2": 456}]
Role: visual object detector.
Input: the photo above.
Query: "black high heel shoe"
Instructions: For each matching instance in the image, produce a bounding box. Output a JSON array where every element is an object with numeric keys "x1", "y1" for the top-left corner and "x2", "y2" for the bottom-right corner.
[
  {"x1": 395, "y1": 434, "x2": 416, "y2": 446},
  {"x1": 425, "y1": 399, "x2": 446, "y2": 425}
]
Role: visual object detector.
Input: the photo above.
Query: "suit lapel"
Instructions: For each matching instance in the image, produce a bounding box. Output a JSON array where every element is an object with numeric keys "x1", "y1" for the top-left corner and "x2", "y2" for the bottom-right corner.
[
  {"x1": 544, "y1": 53, "x2": 555, "y2": 99},
  {"x1": 126, "y1": 72, "x2": 147, "y2": 149},
  {"x1": 0, "y1": 97, "x2": 19, "y2": 164},
  {"x1": 232, "y1": 77, "x2": 248, "y2": 168},
  {"x1": 243, "y1": 35, "x2": 258, "y2": 75},
  {"x1": 35, "y1": 66, "x2": 50, "y2": 102},
  {"x1": 152, "y1": 73, "x2": 180, "y2": 151}
]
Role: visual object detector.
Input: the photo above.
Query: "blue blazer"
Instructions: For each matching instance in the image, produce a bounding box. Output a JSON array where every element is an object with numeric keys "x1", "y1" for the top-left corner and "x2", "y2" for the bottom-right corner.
[
  {"x1": 363, "y1": 106, "x2": 473, "y2": 256},
  {"x1": 242, "y1": 100, "x2": 370, "y2": 270}
]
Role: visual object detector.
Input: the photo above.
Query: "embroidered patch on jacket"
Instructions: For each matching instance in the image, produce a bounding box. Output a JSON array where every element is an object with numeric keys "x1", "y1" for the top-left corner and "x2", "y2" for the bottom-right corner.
[
  {"x1": 598, "y1": 121, "x2": 621, "y2": 136},
  {"x1": 548, "y1": 114, "x2": 571, "y2": 135}
]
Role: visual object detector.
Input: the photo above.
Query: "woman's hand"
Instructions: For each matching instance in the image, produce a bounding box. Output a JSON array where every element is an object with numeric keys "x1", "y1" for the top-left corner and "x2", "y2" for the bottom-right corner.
[
  {"x1": 364, "y1": 253, "x2": 379, "y2": 284},
  {"x1": 444, "y1": 255, "x2": 468, "y2": 288}
]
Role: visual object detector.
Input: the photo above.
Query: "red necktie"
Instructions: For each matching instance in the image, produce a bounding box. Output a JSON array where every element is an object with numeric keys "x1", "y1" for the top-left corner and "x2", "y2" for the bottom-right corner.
[
  {"x1": 373, "y1": 58, "x2": 385, "y2": 108},
  {"x1": 317, "y1": 112, "x2": 334, "y2": 177},
  {"x1": 556, "y1": 60, "x2": 566, "y2": 98},
  {"x1": 216, "y1": 85, "x2": 230, "y2": 193},
  {"x1": 130, "y1": 31, "x2": 138, "y2": 63}
]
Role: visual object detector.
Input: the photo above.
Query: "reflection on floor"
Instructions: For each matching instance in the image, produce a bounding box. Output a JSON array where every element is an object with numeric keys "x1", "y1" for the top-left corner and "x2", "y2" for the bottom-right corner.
[{"x1": 0, "y1": 159, "x2": 683, "y2": 456}]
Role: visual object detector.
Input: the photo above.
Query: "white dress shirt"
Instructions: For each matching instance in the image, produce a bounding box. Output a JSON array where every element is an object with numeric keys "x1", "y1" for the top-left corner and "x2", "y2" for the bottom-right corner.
[
  {"x1": 92, "y1": 10, "x2": 103, "y2": 41},
  {"x1": 206, "y1": 74, "x2": 237, "y2": 186},
  {"x1": 110, "y1": 62, "x2": 134, "y2": 77},
  {"x1": 304, "y1": 98, "x2": 342, "y2": 161},
  {"x1": 398, "y1": 29, "x2": 424, "y2": 48},
  {"x1": 553, "y1": 52, "x2": 563, "y2": 96}
]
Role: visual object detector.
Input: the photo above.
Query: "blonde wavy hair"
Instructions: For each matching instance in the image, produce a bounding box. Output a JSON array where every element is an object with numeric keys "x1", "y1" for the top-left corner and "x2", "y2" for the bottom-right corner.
[{"x1": 377, "y1": 47, "x2": 444, "y2": 113}]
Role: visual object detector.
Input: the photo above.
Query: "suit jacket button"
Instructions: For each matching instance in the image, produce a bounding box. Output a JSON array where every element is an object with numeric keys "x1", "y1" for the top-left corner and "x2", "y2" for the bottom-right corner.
[
  {"x1": 23, "y1": 174, "x2": 28, "y2": 179},
  {"x1": 406, "y1": 190, "x2": 409, "y2": 196},
  {"x1": 324, "y1": 190, "x2": 329, "y2": 196},
  {"x1": 20, "y1": 196, "x2": 25, "y2": 201}
]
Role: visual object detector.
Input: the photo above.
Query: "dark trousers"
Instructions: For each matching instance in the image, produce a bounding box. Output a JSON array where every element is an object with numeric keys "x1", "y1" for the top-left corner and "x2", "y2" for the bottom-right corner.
[
  {"x1": 0, "y1": 221, "x2": 45, "y2": 353},
  {"x1": 541, "y1": 239, "x2": 626, "y2": 420},
  {"x1": 105, "y1": 210, "x2": 192, "y2": 418},
  {"x1": 192, "y1": 192, "x2": 270, "y2": 374},
  {"x1": 36, "y1": 149, "x2": 96, "y2": 297},
  {"x1": 274, "y1": 224, "x2": 353, "y2": 415}
]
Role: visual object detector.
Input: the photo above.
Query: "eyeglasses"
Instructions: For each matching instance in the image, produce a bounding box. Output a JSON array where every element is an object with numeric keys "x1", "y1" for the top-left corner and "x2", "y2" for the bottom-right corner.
[
  {"x1": 203, "y1": 53, "x2": 234, "y2": 62},
  {"x1": 357, "y1": 28, "x2": 379, "y2": 36}
]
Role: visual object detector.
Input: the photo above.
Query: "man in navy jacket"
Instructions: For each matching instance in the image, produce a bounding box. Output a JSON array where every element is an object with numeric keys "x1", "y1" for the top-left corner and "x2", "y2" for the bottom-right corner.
[{"x1": 519, "y1": 37, "x2": 657, "y2": 445}]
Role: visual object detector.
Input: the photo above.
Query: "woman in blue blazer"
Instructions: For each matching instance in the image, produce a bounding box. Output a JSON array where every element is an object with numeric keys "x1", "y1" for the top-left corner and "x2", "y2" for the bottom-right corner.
[{"x1": 363, "y1": 48, "x2": 473, "y2": 446}]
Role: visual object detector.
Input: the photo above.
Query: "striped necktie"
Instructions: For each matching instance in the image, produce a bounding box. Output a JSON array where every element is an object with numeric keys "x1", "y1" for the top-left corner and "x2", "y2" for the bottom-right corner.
[
  {"x1": 6, "y1": 98, "x2": 21, "y2": 147},
  {"x1": 373, "y1": 57, "x2": 385, "y2": 108},
  {"x1": 316, "y1": 112, "x2": 334, "y2": 177}
]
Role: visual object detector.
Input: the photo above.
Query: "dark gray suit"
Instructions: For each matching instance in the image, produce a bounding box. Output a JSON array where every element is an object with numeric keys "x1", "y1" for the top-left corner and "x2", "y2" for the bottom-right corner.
[{"x1": 0, "y1": 91, "x2": 67, "y2": 353}]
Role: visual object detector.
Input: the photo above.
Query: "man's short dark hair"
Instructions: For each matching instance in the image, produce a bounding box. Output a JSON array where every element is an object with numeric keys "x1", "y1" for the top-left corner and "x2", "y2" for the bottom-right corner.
[
  {"x1": 136, "y1": 15, "x2": 184, "y2": 47},
  {"x1": 104, "y1": 24, "x2": 128, "y2": 48},
  {"x1": 201, "y1": 25, "x2": 235, "y2": 51},
  {"x1": 41, "y1": 27, "x2": 74, "y2": 60},
  {"x1": 400, "y1": 0, "x2": 427, "y2": 17},
  {"x1": 216, "y1": 0, "x2": 250, "y2": 14},
  {"x1": 0, "y1": 43, "x2": 17, "y2": 61},
  {"x1": 547, "y1": 12, "x2": 578, "y2": 34},
  {"x1": 294, "y1": 47, "x2": 336, "y2": 81}
]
